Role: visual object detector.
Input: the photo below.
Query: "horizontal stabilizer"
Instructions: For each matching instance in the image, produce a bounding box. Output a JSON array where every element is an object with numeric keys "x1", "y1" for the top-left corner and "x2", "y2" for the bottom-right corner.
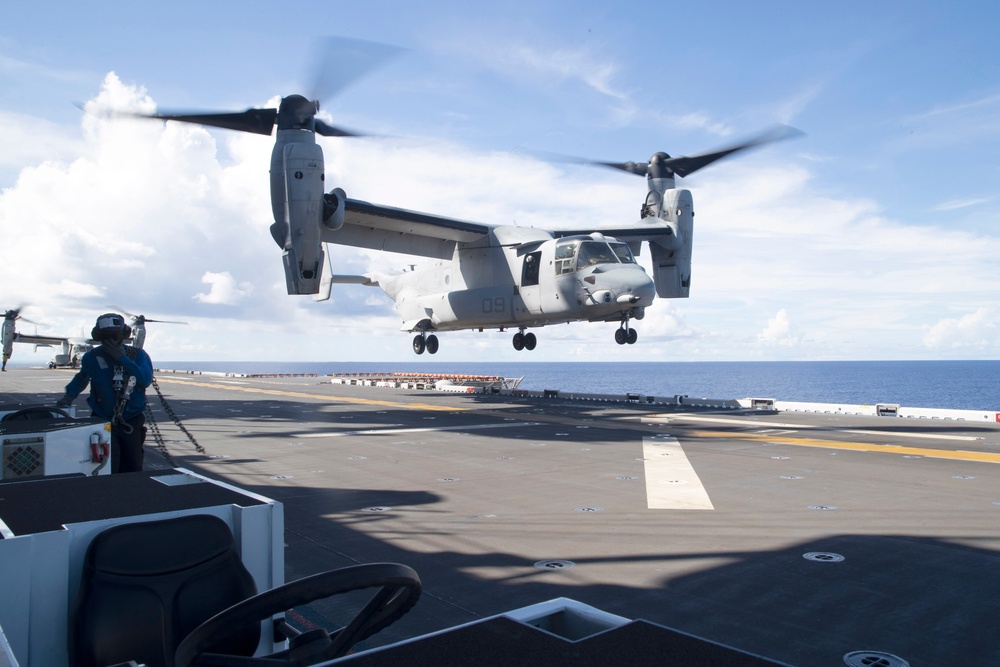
[{"x1": 329, "y1": 275, "x2": 376, "y2": 286}]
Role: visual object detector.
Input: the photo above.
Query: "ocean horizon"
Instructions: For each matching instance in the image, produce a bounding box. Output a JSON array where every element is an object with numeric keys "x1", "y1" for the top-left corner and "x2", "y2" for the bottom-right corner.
[{"x1": 142, "y1": 360, "x2": 999, "y2": 412}]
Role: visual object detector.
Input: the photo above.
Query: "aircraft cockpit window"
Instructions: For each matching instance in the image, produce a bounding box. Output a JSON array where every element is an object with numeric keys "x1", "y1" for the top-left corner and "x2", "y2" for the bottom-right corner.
[
  {"x1": 555, "y1": 241, "x2": 579, "y2": 275},
  {"x1": 610, "y1": 242, "x2": 636, "y2": 264},
  {"x1": 576, "y1": 241, "x2": 618, "y2": 269}
]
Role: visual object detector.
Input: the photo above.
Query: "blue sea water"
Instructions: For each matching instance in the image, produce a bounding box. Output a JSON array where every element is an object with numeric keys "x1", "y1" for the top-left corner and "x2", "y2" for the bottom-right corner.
[{"x1": 160, "y1": 360, "x2": 1000, "y2": 411}]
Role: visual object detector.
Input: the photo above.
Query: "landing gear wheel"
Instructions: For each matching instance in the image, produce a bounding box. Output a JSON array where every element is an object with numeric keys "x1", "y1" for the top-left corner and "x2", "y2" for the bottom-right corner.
[
  {"x1": 512, "y1": 332, "x2": 525, "y2": 351},
  {"x1": 524, "y1": 332, "x2": 537, "y2": 350},
  {"x1": 175, "y1": 563, "x2": 421, "y2": 667},
  {"x1": 615, "y1": 328, "x2": 627, "y2": 345},
  {"x1": 425, "y1": 334, "x2": 439, "y2": 355},
  {"x1": 627, "y1": 328, "x2": 638, "y2": 345},
  {"x1": 412, "y1": 335, "x2": 426, "y2": 355}
]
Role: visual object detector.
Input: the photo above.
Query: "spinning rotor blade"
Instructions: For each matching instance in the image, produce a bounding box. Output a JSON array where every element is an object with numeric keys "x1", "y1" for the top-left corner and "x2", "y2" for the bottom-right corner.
[
  {"x1": 98, "y1": 37, "x2": 402, "y2": 139},
  {"x1": 138, "y1": 108, "x2": 279, "y2": 135},
  {"x1": 663, "y1": 125, "x2": 803, "y2": 178},
  {"x1": 141, "y1": 318, "x2": 188, "y2": 325},
  {"x1": 3, "y1": 305, "x2": 37, "y2": 324},
  {"x1": 565, "y1": 125, "x2": 803, "y2": 179},
  {"x1": 113, "y1": 307, "x2": 188, "y2": 326},
  {"x1": 307, "y1": 36, "x2": 405, "y2": 103},
  {"x1": 314, "y1": 119, "x2": 367, "y2": 137}
]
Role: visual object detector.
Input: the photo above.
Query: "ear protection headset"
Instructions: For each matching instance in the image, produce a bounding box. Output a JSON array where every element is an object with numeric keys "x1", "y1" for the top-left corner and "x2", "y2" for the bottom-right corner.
[{"x1": 92, "y1": 313, "x2": 132, "y2": 340}]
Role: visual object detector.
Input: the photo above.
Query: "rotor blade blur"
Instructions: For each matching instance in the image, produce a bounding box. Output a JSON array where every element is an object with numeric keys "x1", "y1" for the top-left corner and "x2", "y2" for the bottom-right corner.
[
  {"x1": 665, "y1": 125, "x2": 803, "y2": 177},
  {"x1": 308, "y1": 36, "x2": 405, "y2": 103},
  {"x1": 314, "y1": 120, "x2": 368, "y2": 137},
  {"x1": 530, "y1": 150, "x2": 649, "y2": 177},
  {"x1": 596, "y1": 161, "x2": 649, "y2": 176},
  {"x1": 140, "y1": 108, "x2": 278, "y2": 135}
]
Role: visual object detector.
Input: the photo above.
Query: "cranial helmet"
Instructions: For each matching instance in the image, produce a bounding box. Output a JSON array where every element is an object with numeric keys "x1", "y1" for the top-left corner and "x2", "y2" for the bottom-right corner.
[{"x1": 92, "y1": 313, "x2": 132, "y2": 342}]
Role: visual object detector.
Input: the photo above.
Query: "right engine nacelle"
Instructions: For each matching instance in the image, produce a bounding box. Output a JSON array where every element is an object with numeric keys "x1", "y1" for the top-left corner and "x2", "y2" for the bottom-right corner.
[{"x1": 649, "y1": 189, "x2": 693, "y2": 299}]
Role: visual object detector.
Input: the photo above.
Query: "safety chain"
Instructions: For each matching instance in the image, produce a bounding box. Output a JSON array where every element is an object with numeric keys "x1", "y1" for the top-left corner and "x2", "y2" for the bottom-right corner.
[
  {"x1": 149, "y1": 374, "x2": 207, "y2": 456},
  {"x1": 144, "y1": 405, "x2": 175, "y2": 465}
]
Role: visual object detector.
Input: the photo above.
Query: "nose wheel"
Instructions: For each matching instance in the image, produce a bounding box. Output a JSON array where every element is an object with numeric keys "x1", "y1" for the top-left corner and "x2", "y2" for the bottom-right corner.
[
  {"x1": 512, "y1": 330, "x2": 537, "y2": 351},
  {"x1": 412, "y1": 333, "x2": 439, "y2": 355},
  {"x1": 615, "y1": 323, "x2": 638, "y2": 345}
]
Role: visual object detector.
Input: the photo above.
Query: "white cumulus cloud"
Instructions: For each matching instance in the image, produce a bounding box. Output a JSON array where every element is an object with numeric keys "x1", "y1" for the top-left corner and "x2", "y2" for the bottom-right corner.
[
  {"x1": 757, "y1": 309, "x2": 799, "y2": 347},
  {"x1": 923, "y1": 308, "x2": 996, "y2": 350},
  {"x1": 194, "y1": 272, "x2": 254, "y2": 305}
]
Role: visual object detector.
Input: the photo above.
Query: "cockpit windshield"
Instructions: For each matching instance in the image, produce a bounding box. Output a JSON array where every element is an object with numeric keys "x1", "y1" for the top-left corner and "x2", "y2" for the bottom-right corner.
[
  {"x1": 610, "y1": 242, "x2": 637, "y2": 264},
  {"x1": 576, "y1": 241, "x2": 618, "y2": 268},
  {"x1": 554, "y1": 238, "x2": 636, "y2": 274}
]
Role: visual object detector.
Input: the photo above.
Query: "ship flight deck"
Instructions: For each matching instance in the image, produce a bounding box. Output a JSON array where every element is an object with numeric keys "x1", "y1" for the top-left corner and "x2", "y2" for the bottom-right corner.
[{"x1": 2, "y1": 367, "x2": 999, "y2": 666}]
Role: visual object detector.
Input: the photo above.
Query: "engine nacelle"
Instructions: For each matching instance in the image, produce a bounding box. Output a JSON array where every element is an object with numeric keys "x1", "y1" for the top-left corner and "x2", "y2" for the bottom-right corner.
[
  {"x1": 649, "y1": 189, "x2": 693, "y2": 299},
  {"x1": 270, "y1": 132, "x2": 325, "y2": 295},
  {"x1": 2, "y1": 320, "x2": 13, "y2": 357}
]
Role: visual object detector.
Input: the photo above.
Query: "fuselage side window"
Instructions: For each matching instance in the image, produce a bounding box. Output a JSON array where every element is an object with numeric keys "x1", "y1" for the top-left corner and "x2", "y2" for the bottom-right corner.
[
  {"x1": 576, "y1": 241, "x2": 618, "y2": 269},
  {"x1": 522, "y1": 251, "x2": 542, "y2": 286},
  {"x1": 554, "y1": 241, "x2": 578, "y2": 275}
]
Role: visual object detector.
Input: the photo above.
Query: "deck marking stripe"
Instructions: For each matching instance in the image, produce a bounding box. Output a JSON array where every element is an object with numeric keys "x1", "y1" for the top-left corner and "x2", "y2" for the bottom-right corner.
[
  {"x1": 643, "y1": 436, "x2": 714, "y2": 510},
  {"x1": 692, "y1": 430, "x2": 1000, "y2": 464},
  {"x1": 152, "y1": 377, "x2": 466, "y2": 412},
  {"x1": 646, "y1": 415, "x2": 982, "y2": 441},
  {"x1": 301, "y1": 422, "x2": 540, "y2": 438}
]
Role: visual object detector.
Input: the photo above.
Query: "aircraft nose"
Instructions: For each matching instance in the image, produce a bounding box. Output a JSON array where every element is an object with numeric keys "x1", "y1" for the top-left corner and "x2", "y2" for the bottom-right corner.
[
  {"x1": 610, "y1": 268, "x2": 656, "y2": 306},
  {"x1": 628, "y1": 277, "x2": 656, "y2": 305}
]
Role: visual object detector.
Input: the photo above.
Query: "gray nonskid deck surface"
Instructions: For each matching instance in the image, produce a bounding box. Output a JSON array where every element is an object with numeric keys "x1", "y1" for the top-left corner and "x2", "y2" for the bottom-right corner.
[{"x1": 5, "y1": 368, "x2": 1000, "y2": 666}]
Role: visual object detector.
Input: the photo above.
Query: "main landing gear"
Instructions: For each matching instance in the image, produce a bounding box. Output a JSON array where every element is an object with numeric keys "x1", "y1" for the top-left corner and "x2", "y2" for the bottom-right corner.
[
  {"x1": 412, "y1": 333, "x2": 439, "y2": 355},
  {"x1": 615, "y1": 321, "x2": 638, "y2": 345},
  {"x1": 512, "y1": 329, "x2": 537, "y2": 351}
]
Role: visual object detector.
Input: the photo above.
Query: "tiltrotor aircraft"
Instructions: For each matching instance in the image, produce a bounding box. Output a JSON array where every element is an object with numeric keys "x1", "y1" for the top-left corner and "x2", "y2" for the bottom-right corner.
[
  {"x1": 2, "y1": 307, "x2": 92, "y2": 369},
  {"x1": 316, "y1": 126, "x2": 799, "y2": 354},
  {"x1": 119, "y1": 40, "x2": 798, "y2": 354},
  {"x1": 2, "y1": 307, "x2": 180, "y2": 368}
]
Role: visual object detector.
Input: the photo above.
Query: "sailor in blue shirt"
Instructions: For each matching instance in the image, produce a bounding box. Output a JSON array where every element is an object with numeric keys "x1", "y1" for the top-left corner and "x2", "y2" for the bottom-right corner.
[{"x1": 58, "y1": 313, "x2": 154, "y2": 473}]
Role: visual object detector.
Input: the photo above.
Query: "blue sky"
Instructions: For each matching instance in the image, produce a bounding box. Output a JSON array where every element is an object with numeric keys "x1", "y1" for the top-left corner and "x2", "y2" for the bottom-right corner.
[{"x1": 2, "y1": 1, "x2": 998, "y2": 363}]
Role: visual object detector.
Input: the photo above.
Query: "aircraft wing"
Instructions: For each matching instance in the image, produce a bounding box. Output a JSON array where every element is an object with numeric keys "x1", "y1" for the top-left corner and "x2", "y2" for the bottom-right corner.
[
  {"x1": 326, "y1": 199, "x2": 493, "y2": 259},
  {"x1": 14, "y1": 333, "x2": 69, "y2": 347},
  {"x1": 326, "y1": 199, "x2": 676, "y2": 259}
]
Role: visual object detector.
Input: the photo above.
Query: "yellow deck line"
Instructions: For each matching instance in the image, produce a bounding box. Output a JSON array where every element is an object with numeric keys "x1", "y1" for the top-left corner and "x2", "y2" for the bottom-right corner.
[{"x1": 692, "y1": 430, "x2": 1000, "y2": 464}]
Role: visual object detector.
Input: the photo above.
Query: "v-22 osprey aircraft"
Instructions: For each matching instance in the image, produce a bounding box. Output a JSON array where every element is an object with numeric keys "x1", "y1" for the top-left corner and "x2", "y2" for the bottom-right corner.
[
  {"x1": 2, "y1": 307, "x2": 92, "y2": 369},
  {"x1": 314, "y1": 125, "x2": 795, "y2": 355},
  {"x1": 124, "y1": 41, "x2": 798, "y2": 354},
  {"x1": 2, "y1": 308, "x2": 180, "y2": 369}
]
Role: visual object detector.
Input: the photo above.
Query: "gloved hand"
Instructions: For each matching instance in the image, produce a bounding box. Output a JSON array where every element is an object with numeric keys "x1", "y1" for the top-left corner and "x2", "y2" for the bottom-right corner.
[
  {"x1": 55, "y1": 395, "x2": 73, "y2": 408},
  {"x1": 102, "y1": 341, "x2": 123, "y2": 360}
]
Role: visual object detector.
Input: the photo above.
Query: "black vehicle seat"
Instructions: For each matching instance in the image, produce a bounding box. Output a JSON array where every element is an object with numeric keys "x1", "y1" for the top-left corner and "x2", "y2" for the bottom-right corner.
[{"x1": 72, "y1": 514, "x2": 261, "y2": 667}]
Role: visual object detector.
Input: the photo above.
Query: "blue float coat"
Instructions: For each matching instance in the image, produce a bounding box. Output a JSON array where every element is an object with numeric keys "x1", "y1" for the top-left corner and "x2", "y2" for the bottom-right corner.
[{"x1": 64, "y1": 346, "x2": 153, "y2": 421}]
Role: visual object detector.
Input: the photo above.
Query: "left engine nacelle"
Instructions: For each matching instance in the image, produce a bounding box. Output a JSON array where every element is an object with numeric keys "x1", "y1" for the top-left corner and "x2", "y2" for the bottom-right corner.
[{"x1": 270, "y1": 134, "x2": 325, "y2": 295}]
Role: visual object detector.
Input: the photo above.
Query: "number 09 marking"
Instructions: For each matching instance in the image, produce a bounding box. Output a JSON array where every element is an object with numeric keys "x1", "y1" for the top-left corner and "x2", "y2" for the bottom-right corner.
[{"x1": 482, "y1": 297, "x2": 505, "y2": 314}]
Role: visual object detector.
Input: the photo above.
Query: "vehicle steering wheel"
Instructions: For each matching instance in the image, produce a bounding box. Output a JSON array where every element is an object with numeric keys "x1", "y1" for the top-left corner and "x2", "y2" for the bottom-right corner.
[
  {"x1": 175, "y1": 562, "x2": 421, "y2": 667},
  {"x1": 0, "y1": 406, "x2": 71, "y2": 422}
]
